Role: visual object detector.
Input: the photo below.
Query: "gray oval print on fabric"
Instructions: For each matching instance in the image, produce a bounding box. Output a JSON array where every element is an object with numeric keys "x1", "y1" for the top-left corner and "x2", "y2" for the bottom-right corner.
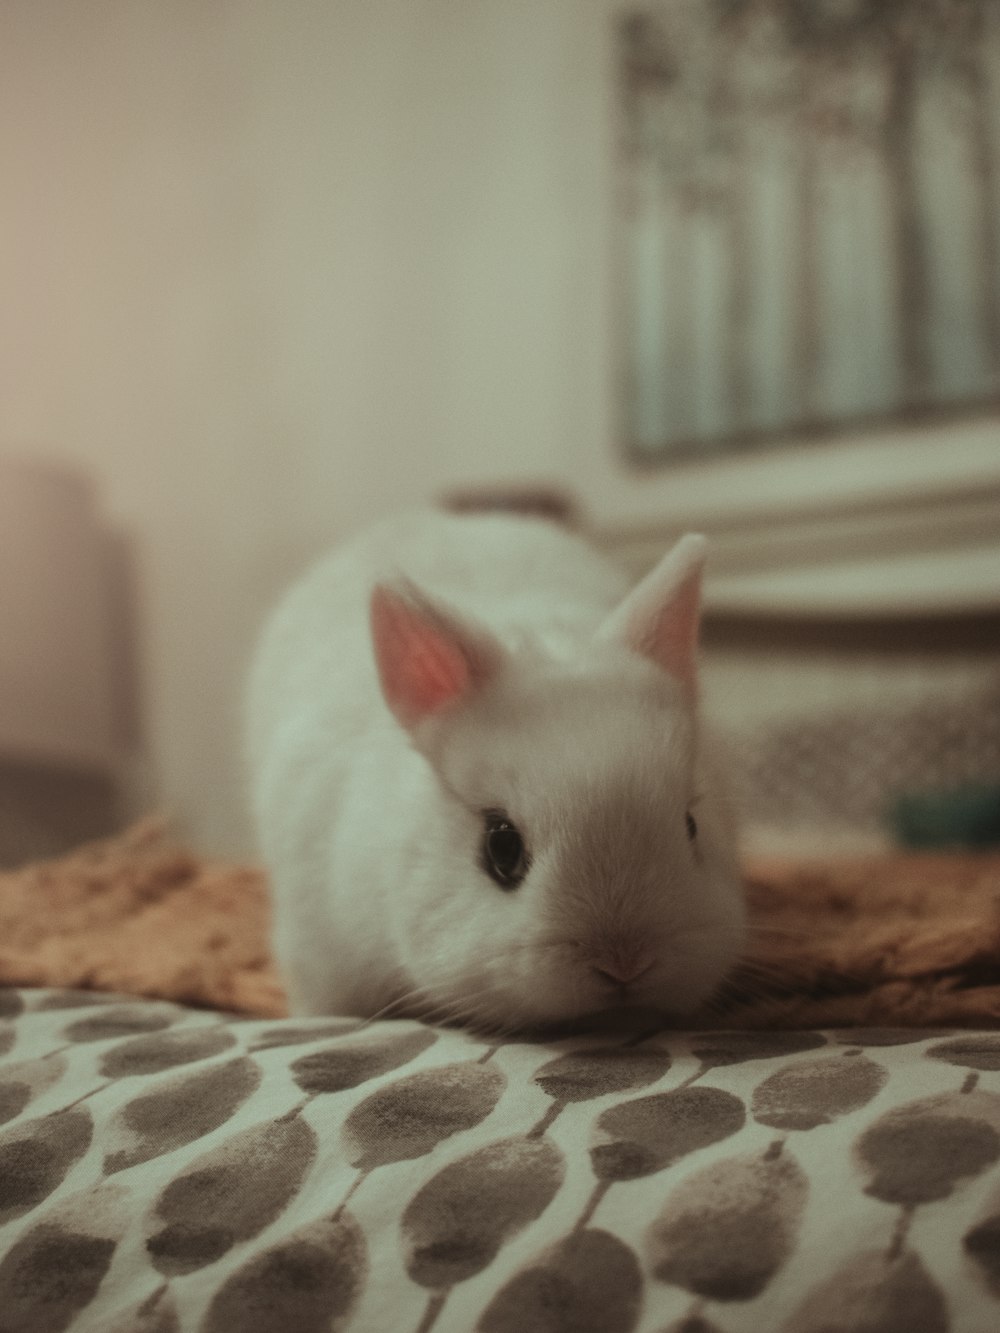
[
  {"x1": 0, "y1": 1108, "x2": 93, "y2": 1226},
  {"x1": 648, "y1": 1147, "x2": 809, "y2": 1301},
  {"x1": 926, "y1": 1036, "x2": 1000, "y2": 1072},
  {"x1": 592, "y1": 1086, "x2": 745, "y2": 1180},
  {"x1": 963, "y1": 1207, "x2": 1000, "y2": 1296},
  {"x1": 103, "y1": 1056, "x2": 262, "y2": 1174},
  {"x1": 291, "y1": 1026, "x2": 437, "y2": 1096},
  {"x1": 100, "y1": 1027, "x2": 236, "y2": 1079},
  {"x1": 0, "y1": 1181, "x2": 126, "y2": 1333},
  {"x1": 533, "y1": 1047, "x2": 672, "y2": 1103},
  {"x1": 145, "y1": 1113, "x2": 317, "y2": 1275},
  {"x1": 478, "y1": 1228, "x2": 643, "y2": 1333},
  {"x1": 690, "y1": 1032, "x2": 828, "y2": 1069},
  {"x1": 250, "y1": 1020, "x2": 362, "y2": 1050},
  {"x1": 752, "y1": 1054, "x2": 887, "y2": 1131},
  {"x1": 782, "y1": 1247, "x2": 948, "y2": 1333},
  {"x1": 202, "y1": 1212, "x2": 367, "y2": 1333},
  {"x1": 0, "y1": 1222, "x2": 117, "y2": 1333},
  {"x1": 856, "y1": 1096, "x2": 1000, "y2": 1204},
  {"x1": 402, "y1": 1135, "x2": 565, "y2": 1288},
  {"x1": 0, "y1": 1054, "x2": 67, "y2": 1127},
  {"x1": 342, "y1": 1062, "x2": 505, "y2": 1171},
  {"x1": 63, "y1": 1006, "x2": 177, "y2": 1044}
]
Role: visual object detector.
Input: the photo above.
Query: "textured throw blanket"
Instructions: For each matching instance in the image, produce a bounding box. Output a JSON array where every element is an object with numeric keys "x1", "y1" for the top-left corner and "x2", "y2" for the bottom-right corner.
[{"x1": 1, "y1": 819, "x2": 999, "y2": 1028}]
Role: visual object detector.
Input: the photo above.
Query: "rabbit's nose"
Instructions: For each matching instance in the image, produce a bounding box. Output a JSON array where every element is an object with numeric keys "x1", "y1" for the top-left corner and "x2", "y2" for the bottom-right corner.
[{"x1": 592, "y1": 956, "x2": 654, "y2": 987}]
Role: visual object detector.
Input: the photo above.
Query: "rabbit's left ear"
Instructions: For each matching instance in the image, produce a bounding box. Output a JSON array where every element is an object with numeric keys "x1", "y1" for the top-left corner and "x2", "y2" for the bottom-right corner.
[
  {"x1": 370, "y1": 577, "x2": 503, "y2": 731},
  {"x1": 597, "y1": 534, "x2": 706, "y2": 696}
]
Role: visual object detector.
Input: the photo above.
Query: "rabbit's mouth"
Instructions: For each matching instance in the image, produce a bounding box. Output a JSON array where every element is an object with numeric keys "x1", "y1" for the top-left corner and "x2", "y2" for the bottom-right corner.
[{"x1": 402, "y1": 929, "x2": 735, "y2": 1034}]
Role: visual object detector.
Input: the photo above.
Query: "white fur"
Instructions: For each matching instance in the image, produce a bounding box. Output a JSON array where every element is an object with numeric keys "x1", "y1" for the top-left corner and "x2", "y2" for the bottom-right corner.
[{"x1": 245, "y1": 510, "x2": 745, "y2": 1031}]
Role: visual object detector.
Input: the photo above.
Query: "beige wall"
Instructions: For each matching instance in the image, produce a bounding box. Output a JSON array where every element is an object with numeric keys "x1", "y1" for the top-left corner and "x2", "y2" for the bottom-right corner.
[
  {"x1": 2, "y1": 2, "x2": 997, "y2": 858},
  {"x1": 0, "y1": 0, "x2": 611, "y2": 854}
]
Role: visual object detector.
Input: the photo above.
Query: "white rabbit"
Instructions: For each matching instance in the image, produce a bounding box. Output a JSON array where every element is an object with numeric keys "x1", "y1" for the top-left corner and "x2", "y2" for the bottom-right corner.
[{"x1": 246, "y1": 509, "x2": 745, "y2": 1031}]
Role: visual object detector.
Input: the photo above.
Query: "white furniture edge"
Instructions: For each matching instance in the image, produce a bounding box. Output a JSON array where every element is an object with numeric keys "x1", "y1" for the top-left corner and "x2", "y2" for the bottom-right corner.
[{"x1": 587, "y1": 413, "x2": 1000, "y2": 617}]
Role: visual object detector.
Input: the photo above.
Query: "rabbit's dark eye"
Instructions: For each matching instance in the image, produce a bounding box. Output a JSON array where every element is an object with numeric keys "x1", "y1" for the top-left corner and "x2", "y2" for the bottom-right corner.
[
  {"x1": 686, "y1": 811, "x2": 698, "y2": 842},
  {"x1": 481, "y1": 810, "x2": 529, "y2": 890}
]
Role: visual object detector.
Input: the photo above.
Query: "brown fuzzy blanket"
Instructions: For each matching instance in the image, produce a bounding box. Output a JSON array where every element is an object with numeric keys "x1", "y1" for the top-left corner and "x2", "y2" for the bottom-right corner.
[{"x1": 2, "y1": 818, "x2": 1000, "y2": 1028}]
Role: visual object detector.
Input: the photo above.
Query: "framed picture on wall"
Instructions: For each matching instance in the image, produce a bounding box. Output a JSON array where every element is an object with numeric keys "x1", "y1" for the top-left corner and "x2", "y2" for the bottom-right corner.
[
  {"x1": 577, "y1": 1, "x2": 1000, "y2": 620},
  {"x1": 615, "y1": 0, "x2": 1000, "y2": 464}
]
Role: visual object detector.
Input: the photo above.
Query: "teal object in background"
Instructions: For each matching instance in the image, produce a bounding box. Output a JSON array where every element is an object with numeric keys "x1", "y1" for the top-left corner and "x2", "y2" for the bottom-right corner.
[{"x1": 891, "y1": 783, "x2": 1000, "y2": 850}]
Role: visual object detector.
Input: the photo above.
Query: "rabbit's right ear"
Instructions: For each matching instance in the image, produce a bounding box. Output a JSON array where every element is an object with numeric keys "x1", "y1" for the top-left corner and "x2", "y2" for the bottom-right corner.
[
  {"x1": 370, "y1": 578, "x2": 502, "y2": 730},
  {"x1": 597, "y1": 533, "x2": 707, "y2": 698}
]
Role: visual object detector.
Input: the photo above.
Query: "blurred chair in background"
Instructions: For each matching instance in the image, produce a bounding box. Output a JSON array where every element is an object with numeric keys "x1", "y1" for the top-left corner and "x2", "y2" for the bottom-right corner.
[{"x1": 0, "y1": 458, "x2": 141, "y2": 865}]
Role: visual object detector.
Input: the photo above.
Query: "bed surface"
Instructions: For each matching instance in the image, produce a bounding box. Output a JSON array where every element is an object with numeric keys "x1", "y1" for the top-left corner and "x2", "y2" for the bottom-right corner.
[
  {"x1": 3, "y1": 985, "x2": 1000, "y2": 1333},
  {"x1": 4, "y1": 826, "x2": 1000, "y2": 1330}
]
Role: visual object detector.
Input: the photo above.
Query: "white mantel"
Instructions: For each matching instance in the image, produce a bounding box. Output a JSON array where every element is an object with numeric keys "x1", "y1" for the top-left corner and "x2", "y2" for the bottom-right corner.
[{"x1": 592, "y1": 413, "x2": 1000, "y2": 618}]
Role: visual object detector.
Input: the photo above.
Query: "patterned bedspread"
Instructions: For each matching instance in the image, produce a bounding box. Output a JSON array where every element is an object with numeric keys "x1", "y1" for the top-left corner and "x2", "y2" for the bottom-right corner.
[{"x1": 3, "y1": 986, "x2": 1000, "y2": 1332}]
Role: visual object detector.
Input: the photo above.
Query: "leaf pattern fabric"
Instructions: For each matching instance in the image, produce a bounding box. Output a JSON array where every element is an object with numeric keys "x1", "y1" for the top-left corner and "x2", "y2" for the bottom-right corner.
[{"x1": 0, "y1": 988, "x2": 999, "y2": 1331}]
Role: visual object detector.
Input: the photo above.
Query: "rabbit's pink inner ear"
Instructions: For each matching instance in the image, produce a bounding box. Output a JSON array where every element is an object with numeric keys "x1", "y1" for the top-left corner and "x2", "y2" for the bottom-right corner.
[
  {"x1": 370, "y1": 583, "x2": 487, "y2": 729},
  {"x1": 629, "y1": 565, "x2": 702, "y2": 694},
  {"x1": 600, "y1": 534, "x2": 706, "y2": 696}
]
